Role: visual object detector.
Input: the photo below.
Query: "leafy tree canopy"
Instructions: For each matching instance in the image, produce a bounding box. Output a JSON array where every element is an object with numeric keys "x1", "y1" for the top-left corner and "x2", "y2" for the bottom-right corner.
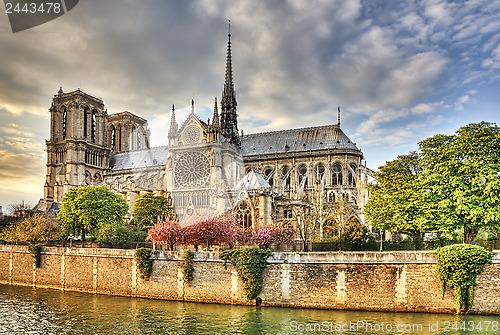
[
  {"x1": 132, "y1": 193, "x2": 174, "y2": 230},
  {"x1": 364, "y1": 151, "x2": 437, "y2": 239},
  {"x1": 365, "y1": 122, "x2": 500, "y2": 243},
  {"x1": 58, "y1": 186, "x2": 129, "y2": 240},
  {"x1": 419, "y1": 122, "x2": 500, "y2": 243}
]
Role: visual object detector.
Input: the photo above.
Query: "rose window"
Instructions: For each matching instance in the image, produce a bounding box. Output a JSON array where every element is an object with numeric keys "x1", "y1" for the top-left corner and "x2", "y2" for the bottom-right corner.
[
  {"x1": 174, "y1": 151, "x2": 210, "y2": 188},
  {"x1": 183, "y1": 126, "x2": 202, "y2": 144}
]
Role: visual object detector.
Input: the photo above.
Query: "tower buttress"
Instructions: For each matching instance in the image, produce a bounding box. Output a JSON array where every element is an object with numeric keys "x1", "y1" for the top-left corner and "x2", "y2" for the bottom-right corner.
[{"x1": 44, "y1": 88, "x2": 110, "y2": 204}]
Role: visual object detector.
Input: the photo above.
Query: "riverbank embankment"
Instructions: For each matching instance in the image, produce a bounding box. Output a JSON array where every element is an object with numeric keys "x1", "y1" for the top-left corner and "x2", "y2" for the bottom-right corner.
[{"x1": 0, "y1": 245, "x2": 498, "y2": 315}]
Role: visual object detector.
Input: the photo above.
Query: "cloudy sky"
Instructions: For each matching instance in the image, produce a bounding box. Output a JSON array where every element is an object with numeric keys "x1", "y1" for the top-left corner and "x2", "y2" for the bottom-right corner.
[{"x1": 0, "y1": 0, "x2": 499, "y2": 212}]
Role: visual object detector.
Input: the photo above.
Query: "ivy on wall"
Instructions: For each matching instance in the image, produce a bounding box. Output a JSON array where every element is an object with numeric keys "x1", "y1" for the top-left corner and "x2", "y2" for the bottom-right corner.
[
  {"x1": 434, "y1": 244, "x2": 492, "y2": 314},
  {"x1": 220, "y1": 247, "x2": 272, "y2": 301},
  {"x1": 28, "y1": 243, "x2": 42, "y2": 268},
  {"x1": 134, "y1": 248, "x2": 153, "y2": 281},
  {"x1": 182, "y1": 250, "x2": 194, "y2": 284}
]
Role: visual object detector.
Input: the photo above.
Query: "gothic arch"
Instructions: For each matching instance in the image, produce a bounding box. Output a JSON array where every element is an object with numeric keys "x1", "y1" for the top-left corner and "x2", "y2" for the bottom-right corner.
[
  {"x1": 280, "y1": 165, "x2": 291, "y2": 191},
  {"x1": 298, "y1": 164, "x2": 308, "y2": 189},
  {"x1": 62, "y1": 107, "x2": 67, "y2": 140},
  {"x1": 91, "y1": 109, "x2": 97, "y2": 143},
  {"x1": 85, "y1": 170, "x2": 92, "y2": 185},
  {"x1": 235, "y1": 201, "x2": 252, "y2": 229},
  {"x1": 316, "y1": 163, "x2": 326, "y2": 185},
  {"x1": 348, "y1": 163, "x2": 357, "y2": 186},
  {"x1": 110, "y1": 125, "x2": 116, "y2": 152},
  {"x1": 264, "y1": 166, "x2": 274, "y2": 188},
  {"x1": 331, "y1": 162, "x2": 342, "y2": 186}
]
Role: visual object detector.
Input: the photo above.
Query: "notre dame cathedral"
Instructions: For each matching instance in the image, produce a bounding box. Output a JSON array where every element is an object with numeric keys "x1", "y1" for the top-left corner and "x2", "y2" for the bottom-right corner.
[{"x1": 37, "y1": 29, "x2": 373, "y2": 232}]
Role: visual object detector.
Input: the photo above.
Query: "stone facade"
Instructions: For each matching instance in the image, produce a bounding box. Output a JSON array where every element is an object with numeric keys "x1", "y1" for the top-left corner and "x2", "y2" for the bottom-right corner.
[{"x1": 1, "y1": 245, "x2": 499, "y2": 315}]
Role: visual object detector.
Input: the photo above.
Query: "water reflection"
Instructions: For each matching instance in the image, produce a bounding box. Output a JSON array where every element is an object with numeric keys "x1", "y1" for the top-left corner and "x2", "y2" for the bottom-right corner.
[{"x1": 0, "y1": 284, "x2": 499, "y2": 334}]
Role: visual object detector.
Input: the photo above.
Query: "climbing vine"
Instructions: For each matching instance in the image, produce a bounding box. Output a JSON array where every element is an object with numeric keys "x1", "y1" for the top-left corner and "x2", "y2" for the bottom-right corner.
[
  {"x1": 28, "y1": 243, "x2": 42, "y2": 268},
  {"x1": 134, "y1": 248, "x2": 153, "y2": 281},
  {"x1": 434, "y1": 244, "x2": 492, "y2": 314},
  {"x1": 182, "y1": 250, "x2": 194, "y2": 284},
  {"x1": 220, "y1": 247, "x2": 272, "y2": 301}
]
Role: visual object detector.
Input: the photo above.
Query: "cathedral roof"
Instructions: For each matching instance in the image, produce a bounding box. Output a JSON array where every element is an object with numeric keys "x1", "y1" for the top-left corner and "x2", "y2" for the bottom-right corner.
[
  {"x1": 110, "y1": 146, "x2": 168, "y2": 171},
  {"x1": 240, "y1": 124, "x2": 360, "y2": 157},
  {"x1": 108, "y1": 125, "x2": 361, "y2": 172}
]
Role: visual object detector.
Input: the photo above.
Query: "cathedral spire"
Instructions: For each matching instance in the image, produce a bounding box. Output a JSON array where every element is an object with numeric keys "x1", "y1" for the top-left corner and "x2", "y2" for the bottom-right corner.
[
  {"x1": 213, "y1": 97, "x2": 219, "y2": 127},
  {"x1": 220, "y1": 20, "x2": 238, "y2": 143},
  {"x1": 168, "y1": 104, "x2": 178, "y2": 138}
]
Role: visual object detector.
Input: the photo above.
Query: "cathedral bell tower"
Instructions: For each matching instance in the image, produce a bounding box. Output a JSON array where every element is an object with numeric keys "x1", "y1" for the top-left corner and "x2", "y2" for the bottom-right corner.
[{"x1": 44, "y1": 88, "x2": 111, "y2": 204}]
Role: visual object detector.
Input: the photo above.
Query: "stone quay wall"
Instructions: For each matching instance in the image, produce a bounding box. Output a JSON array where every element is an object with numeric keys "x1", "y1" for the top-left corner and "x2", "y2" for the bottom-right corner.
[{"x1": 0, "y1": 245, "x2": 499, "y2": 315}]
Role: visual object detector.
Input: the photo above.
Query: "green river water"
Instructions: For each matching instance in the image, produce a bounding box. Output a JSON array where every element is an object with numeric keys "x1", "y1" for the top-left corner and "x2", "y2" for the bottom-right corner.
[{"x1": 0, "y1": 284, "x2": 499, "y2": 335}]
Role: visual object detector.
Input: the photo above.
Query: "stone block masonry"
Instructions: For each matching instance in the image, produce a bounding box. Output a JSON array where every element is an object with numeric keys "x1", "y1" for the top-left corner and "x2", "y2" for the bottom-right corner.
[{"x1": 0, "y1": 245, "x2": 499, "y2": 315}]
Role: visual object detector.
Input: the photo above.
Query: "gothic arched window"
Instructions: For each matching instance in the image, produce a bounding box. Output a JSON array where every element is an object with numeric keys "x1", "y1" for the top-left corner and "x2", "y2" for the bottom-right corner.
[
  {"x1": 117, "y1": 125, "x2": 122, "y2": 152},
  {"x1": 298, "y1": 164, "x2": 308, "y2": 189},
  {"x1": 332, "y1": 163, "x2": 342, "y2": 186},
  {"x1": 137, "y1": 128, "x2": 142, "y2": 149},
  {"x1": 317, "y1": 163, "x2": 325, "y2": 183},
  {"x1": 62, "y1": 108, "x2": 67, "y2": 140},
  {"x1": 264, "y1": 167, "x2": 274, "y2": 188},
  {"x1": 91, "y1": 110, "x2": 96, "y2": 143},
  {"x1": 281, "y1": 166, "x2": 291, "y2": 191},
  {"x1": 348, "y1": 163, "x2": 357, "y2": 186},
  {"x1": 85, "y1": 170, "x2": 92, "y2": 185},
  {"x1": 83, "y1": 107, "x2": 89, "y2": 139},
  {"x1": 110, "y1": 125, "x2": 116, "y2": 152},
  {"x1": 236, "y1": 201, "x2": 252, "y2": 229}
]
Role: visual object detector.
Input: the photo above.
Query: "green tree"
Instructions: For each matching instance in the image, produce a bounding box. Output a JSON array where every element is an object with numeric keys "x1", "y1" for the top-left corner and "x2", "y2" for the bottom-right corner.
[
  {"x1": 132, "y1": 193, "x2": 174, "y2": 230},
  {"x1": 419, "y1": 122, "x2": 500, "y2": 243},
  {"x1": 58, "y1": 186, "x2": 129, "y2": 241},
  {"x1": 93, "y1": 222, "x2": 134, "y2": 245},
  {"x1": 365, "y1": 122, "x2": 500, "y2": 243},
  {"x1": 340, "y1": 219, "x2": 371, "y2": 251},
  {"x1": 364, "y1": 152, "x2": 437, "y2": 241}
]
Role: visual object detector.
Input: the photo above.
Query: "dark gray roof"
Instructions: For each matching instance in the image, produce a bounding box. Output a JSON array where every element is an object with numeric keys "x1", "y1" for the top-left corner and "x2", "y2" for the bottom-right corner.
[
  {"x1": 110, "y1": 146, "x2": 168, "y2": 171},
  {"x1": 241, "y1": 124, "x2": 360, "y2": 157},
  {"x1": 108, "y1": 125, "x2": 360, "y2": 171}
]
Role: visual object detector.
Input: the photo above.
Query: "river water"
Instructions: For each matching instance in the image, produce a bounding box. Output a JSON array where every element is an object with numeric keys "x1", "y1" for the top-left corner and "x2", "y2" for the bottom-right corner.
[{"x1": 0, "y1": 284, "x2": 499, "y2": 335}]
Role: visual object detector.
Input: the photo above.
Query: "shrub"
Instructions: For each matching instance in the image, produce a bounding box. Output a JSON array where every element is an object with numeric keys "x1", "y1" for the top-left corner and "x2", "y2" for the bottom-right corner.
[
  {"x1": 135, "y1": 248, "x2": 153, "y2": 280},
  {"x1": 182, "y1": 250, "x2": 194, "y2": 284},
  {"x1": 28, "y1": 243, "x2": 42, "y2": 268},
  {"x1": 341, "y1": 220, "x2": 370, "y2": 251},
  {"x1": 434, "y1": 244, "x2": 492, "y2": 314},
  {"x1": 220, "y1": 247, "x2": 272, "y2": 301}
]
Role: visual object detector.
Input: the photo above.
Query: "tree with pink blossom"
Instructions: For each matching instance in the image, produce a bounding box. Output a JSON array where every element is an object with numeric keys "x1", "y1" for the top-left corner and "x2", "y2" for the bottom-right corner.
[
  {"x1": 147, "y1": 217, "x2": 182, "y2": 250},
  {"x1": 250, "y1": 223, "x2": 295, "y2": 249},
  {"x1": 181, "y1": 212, "x2": 242, "y2": 250}
]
